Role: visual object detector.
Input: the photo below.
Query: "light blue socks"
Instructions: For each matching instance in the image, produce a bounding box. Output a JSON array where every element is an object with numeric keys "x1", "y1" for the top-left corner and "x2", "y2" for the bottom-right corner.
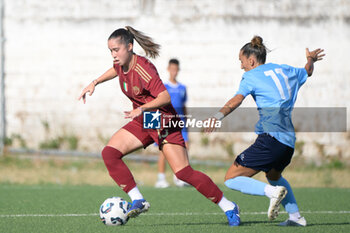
[
  {"x1": 225, "y1": 176, "x2": 299, "y2": 215},
  {"x1": 224, "y1": 176, "x2": 267, "y2": 196},
  {"x1": 268, "y1": 176, "x2": 299, "y2": 214}
]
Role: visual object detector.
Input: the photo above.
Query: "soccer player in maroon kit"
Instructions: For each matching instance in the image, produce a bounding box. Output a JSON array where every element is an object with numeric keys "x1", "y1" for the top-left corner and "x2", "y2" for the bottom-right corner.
[{"x1": 78, "y1": 26, "x2": 240, "y2": 226}]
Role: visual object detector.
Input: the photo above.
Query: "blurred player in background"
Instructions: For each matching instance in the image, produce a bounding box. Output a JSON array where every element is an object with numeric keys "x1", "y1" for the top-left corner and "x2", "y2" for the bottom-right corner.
[
  {"x1": 155, "y1": 58, "x2": 190, "y2": 188},
  {"x1": 79, "y1": 26, "x2": 240, "y2": 226},
  {"x1": 207, "y1": 36, "x2": 325, "y2": 227}
]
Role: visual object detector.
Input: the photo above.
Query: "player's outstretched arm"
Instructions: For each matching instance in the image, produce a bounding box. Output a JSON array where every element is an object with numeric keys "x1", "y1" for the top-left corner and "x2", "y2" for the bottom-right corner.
[
  {"x1": 218, "y1": 94, "x2": 245, "y2": 118},
  {"x1": 205, "y1": 94, "x2": 245, "y2": 133},
  {"x1": 305, "y1": 48, "x2": 325, "y2": 77},
  {"x1": 78, "y1": 67, "x2": 118, "y2": 104}
]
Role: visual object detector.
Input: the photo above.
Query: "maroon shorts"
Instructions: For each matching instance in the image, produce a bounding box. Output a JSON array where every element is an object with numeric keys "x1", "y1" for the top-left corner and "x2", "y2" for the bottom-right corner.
[{"x1": 122, "y1": 119, "x2": 186, "y2": 150}]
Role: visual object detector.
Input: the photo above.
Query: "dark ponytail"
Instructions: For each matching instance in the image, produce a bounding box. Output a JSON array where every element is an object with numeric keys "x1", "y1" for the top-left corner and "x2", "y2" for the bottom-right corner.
[
  {"x1": 241, "y1": 36, "x2": 268, "y2": 64},
  {"x1": 108, "y1": 26, "x2": 160, "y2": 59}
]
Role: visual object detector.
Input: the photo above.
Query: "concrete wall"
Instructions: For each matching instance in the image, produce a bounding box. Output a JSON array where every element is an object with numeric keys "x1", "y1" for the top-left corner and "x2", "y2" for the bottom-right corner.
[{"x1": 4, "y1": 0, "x2": 350, "y2": 160}]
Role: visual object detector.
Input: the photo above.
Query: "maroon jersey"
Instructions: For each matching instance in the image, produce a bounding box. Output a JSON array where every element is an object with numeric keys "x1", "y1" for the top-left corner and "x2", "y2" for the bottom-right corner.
[{"x1": 114, "y1": 54, "x2": 178, "y2": 122}]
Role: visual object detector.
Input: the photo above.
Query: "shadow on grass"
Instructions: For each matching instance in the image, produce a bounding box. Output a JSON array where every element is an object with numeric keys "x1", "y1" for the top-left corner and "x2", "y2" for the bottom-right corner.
[
  {"x1": 239, "y1": 220, "x2": 272, "y2": 226},
  {"x1": 124, "y1": 220, "x2": 272, "y2": 227},
  {"x1": 306, "y1": 222, "x2": 350, "y2": 227},
  {"x1": 143, "y1": 221, "x2": 350, "y2": 228}
]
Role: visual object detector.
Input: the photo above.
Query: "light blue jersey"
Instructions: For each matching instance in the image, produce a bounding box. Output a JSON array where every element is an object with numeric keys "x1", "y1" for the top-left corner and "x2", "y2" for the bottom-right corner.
[{"x1": 236, "y1": 63, "x2": 308, "y2": 148}]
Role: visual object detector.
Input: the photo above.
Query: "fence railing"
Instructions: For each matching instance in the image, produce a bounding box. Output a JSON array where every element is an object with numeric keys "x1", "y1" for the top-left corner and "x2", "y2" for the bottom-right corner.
[{"x1": 7, "y1": 147, "x2": 229, "y2": 167}]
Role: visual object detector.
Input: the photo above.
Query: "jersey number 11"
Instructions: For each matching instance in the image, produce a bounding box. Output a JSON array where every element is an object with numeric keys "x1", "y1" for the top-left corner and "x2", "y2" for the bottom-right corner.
[{"x1": 264, "y1": 69, "x2": 291, "y2": 100}]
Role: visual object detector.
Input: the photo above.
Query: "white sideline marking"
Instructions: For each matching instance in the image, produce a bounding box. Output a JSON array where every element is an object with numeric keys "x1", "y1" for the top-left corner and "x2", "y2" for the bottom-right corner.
[
  {"x1": 0, "y1": 213, "x2": 98, "y2": 217},
  {"x1": 0, "y1": 211, "x2": 349, "y2": 218}
]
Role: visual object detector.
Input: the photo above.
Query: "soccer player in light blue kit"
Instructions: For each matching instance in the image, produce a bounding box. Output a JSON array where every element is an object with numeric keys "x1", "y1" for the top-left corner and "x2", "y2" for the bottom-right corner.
[
  {"x1": 155, "y1": 58, "x2": 190, "y2": 188},
  {"x1": 208, "y1": 36, "x2": 325, "y2": 226}
]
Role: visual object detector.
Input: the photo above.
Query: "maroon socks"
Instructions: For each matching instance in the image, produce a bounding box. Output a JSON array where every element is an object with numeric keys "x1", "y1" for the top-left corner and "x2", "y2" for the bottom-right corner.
[
  {"x1": 176, "y1": 165, "x2": 223, "y2": 204},
  {"x1": 101, "y1": 146, "x2": 136, "y2": 193},
  {"x1": 102, "y1": 146, "x2": 224, "y2": 205}
]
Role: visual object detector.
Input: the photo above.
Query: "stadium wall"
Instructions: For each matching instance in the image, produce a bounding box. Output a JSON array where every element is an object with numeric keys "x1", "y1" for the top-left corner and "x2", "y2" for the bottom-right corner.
[{"x1": 3, "y1": 0, "x2": 350, "y2": 161}]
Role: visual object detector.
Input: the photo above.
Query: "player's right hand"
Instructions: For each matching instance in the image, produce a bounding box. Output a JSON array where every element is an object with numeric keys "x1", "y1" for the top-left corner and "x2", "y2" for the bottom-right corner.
[
  {"x1": 78, "y1": 82, "x2": 96, "y2": 104},
  {"x1": 204, "y1": 117, "x2": 220, "y2": 133}
]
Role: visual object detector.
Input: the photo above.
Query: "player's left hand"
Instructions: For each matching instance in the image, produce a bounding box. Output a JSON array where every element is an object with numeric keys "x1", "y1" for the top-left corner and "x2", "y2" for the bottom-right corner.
[
  {"x1": 124, "y1": 108, "x2": 143, "y2": 119},
  {"x1": 306, "y1": 48, "x2": 325, "y2": 62}
]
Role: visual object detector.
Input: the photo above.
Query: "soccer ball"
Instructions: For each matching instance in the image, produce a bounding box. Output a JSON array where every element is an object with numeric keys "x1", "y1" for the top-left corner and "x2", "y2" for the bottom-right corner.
[{"x1": 99, "y1": 197, "x2": 130, "y2": 226}]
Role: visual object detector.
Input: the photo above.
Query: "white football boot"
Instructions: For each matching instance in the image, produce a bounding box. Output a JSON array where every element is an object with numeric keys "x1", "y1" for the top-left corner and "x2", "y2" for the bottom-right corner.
[
  {"x1": 268, "y1": 186, "x2": 287, "y2": 220},
  {"x1": 279, "y1": 216, "x2": 307, "y2": 227}
]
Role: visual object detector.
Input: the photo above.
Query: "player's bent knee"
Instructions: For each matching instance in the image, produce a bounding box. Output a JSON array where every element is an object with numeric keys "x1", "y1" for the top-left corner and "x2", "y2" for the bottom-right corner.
[
  {"x1": 102, "y1": 146, "x2": 124, "y2": 160},
  {"x1": 266, "y1": 175, "x2": 280, "y2": 181},
  {"x1": 175, "y1": 165, "x2": 193, "y2": 181},
  {"x1": 265, "y1": 169, "x2": 281, "y2": 181}
]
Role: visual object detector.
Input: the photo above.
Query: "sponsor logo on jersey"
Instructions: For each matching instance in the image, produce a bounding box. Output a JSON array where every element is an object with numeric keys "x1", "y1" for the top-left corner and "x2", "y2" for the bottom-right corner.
[{"x1": 133, "y1": 86, "x2": 140, "y2": 95}]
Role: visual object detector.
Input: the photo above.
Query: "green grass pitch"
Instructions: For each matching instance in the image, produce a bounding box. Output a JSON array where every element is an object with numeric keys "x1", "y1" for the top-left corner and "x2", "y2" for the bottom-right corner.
[{"x1": 0, "y1": 184, "x2": 349, "y2": 233}]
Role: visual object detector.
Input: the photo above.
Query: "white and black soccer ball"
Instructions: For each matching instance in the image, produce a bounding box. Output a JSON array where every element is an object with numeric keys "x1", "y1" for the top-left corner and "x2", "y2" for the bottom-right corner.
[{"x1": 99, "y1": 197, "x2": 130, "y2": 226}]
